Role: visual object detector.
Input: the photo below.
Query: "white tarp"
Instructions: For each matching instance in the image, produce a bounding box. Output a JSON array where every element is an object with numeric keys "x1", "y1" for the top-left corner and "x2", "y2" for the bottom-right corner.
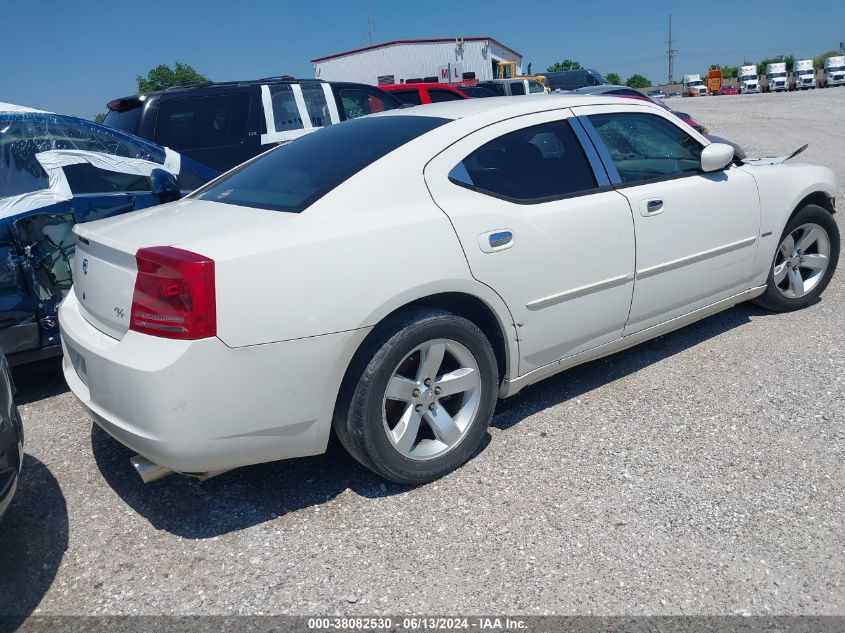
[
  {"x1": 0, "y1": 147, "x2": 181, "y2": 219},
  {"x1": 0, "y1": 102, "x2": 51, "y2": 114}
]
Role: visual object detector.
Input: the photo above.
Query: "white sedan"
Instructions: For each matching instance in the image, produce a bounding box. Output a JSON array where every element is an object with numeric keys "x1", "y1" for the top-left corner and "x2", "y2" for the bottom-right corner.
[{"x1": 59, "y1": 96, "x2": 840, "y2": 485}]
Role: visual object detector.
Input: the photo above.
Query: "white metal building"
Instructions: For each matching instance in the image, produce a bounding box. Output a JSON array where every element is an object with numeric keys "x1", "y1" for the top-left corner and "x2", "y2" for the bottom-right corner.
[{"x1": 311, "y1": 37, "x2": 523, "y2": 85}]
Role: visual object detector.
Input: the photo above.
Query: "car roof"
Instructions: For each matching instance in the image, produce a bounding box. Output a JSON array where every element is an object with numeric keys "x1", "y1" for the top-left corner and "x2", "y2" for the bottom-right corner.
[
  {"x1": 372, "y1": 93, "x2": 662, "y2": 121},
  {"x1": 380, "y1": 83, "x2": 463, "y2": 90}
]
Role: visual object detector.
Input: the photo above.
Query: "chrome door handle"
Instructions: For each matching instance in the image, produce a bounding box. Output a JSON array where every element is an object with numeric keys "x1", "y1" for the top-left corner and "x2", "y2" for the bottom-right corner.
[
  {"x1": 640, "y1": 198, "x2": 664, "y2": 216},
  {"x1": 478, "y1": 229, "x2": 515, "y2": 253},
  {"x1": 489, "y1": 231, "x2": 513, "y2": 248}
]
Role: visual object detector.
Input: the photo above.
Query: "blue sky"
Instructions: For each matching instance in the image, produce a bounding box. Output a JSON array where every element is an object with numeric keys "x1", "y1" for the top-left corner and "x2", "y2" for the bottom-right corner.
[{"x1": 3, "y1": 0, "x2": 843, "y2": 118}]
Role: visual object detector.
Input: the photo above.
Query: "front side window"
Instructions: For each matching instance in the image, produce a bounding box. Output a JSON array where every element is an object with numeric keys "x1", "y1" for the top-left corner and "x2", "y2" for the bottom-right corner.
[
  {"x1": 63, "y1": 163, "x2": 150, "y2": 193},
  {"x1": 154, "y1": 94, "x2": 249, "y2": 150},
  {"x1": 448, "y1": 119, "x2": 597, "y2": 203},
  {"x1": 339, "y1": 89, "x2": 399, "y2": 119},
  {"x1": 588, "y1": 112, "x2": 702, "y2": 184},
  {"x1": 427, "y1": 89, "x2": 463, "y2": 103},
  {"x1": 194, "y1": 115, "x2": 447, "y2": 213},
  {"x1": 528, "y1": 81, "x2": 545, "y2": 94}
]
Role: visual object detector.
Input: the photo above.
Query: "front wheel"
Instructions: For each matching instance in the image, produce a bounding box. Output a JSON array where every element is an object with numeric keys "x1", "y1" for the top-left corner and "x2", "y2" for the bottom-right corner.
[
  {"x1": 753, "y1": 204, "x2": 840, "y2": 312},
  {"x1": 334, "y1": 308, "x2": 498, "y2": 484}
]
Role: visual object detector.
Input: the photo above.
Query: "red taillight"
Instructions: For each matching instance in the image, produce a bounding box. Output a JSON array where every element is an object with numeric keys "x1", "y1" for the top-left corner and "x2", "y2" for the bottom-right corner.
[{"x1": 130, "y1": 246, "x2": 216, "y2": 340}]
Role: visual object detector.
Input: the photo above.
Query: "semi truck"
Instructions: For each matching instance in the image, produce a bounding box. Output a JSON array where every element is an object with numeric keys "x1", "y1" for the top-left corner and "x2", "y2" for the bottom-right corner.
[
  {"x1": 765, "y1": 62, "x2": 788, "y2": 92},
  {"x1": 823, "y1": 55, "x2": 845, "y2": 87},
  {"x1": 683, "y1": 74, "x2": 707, "y2": 96},
  {"x1": 792, "y1": 59, "x2": 816, "y2": 90},
  {"x1": 738, "y1": 65, "x2": 760, "y2": 94},
  {"x1": 707, "y1": 68, "x2": 722, "y2": 94}
]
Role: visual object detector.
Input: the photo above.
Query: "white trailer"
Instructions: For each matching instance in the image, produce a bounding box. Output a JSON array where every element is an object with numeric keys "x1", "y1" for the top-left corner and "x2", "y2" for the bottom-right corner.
[
  {"x1": 738, "y1": 65, "x2": 759, "y2": 94},
  {"x1": 792, "y1": 59, "x2": 816, "y2": 90},
  {"x1": 766, "y1": 62, "x2": 788, "y2": 92},
  {"x1": 682, "y1": 74, "x2": 707, "y2": 96},
  {"x1": 823, "y1": 55, "x2": 845, "y2": 87}
]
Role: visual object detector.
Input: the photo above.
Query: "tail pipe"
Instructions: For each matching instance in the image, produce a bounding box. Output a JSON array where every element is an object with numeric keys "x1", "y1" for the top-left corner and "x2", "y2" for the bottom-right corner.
[{"x1": 130, "y1": 455, "x2": 173, "y2": 484}]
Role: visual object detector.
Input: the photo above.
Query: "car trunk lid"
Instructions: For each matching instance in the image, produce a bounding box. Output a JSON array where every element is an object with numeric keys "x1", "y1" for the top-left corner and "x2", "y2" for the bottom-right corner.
[{"x1": 72, "y1": 199, "x2": 291, "y2": 340}]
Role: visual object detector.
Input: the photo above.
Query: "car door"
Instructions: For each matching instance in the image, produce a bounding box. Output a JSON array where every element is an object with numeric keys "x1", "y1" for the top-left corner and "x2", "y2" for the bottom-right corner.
[
  {"x1": 424, "y1": 109, "x2": 636, "y2": 375},
  {"x1": 574, "y1": 105, "x2": 761, "y2": 334}
]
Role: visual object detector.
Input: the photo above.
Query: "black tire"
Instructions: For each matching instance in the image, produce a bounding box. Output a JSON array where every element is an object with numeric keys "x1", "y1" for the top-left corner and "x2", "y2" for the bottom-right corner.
[
  {"x1": 753, "y1": 204, "x2": 840, "y2": 312},
  {"x1": 333, "y1": 308, "x2": 498, "y2": 485}
]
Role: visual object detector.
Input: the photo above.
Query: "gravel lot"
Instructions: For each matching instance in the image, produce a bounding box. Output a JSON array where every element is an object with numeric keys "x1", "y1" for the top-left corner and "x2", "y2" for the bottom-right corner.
[{"x1": 1, "y1": 89, "x2": 843, "y2": 619}]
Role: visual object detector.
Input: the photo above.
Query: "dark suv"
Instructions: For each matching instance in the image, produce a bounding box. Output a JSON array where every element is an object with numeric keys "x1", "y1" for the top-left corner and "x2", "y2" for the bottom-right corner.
[
  {"x1": 104, "y1": 78, "x2": 405, "y2": 172},
  {"x1": 544, "y1": 69, "x2": 610, "y2": 91}
]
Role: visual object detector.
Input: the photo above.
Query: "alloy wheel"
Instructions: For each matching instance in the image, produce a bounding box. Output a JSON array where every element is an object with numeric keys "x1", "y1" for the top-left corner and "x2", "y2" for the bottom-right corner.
[
  {"x1": 382, "y1": 338, "x2": 482, "y2": 461},
  {"x1": 773, "y1": 222, "x2": 831, "y2": 298}
]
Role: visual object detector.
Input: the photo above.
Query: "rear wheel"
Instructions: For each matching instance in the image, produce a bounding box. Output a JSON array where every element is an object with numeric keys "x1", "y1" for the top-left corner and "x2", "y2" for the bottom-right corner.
[
  {"x1": 334, "y1": 308, "x2": 498, "y2": 484},
  {"x1": 753, "y1": 204, "x2": 839, "y2": 312}
]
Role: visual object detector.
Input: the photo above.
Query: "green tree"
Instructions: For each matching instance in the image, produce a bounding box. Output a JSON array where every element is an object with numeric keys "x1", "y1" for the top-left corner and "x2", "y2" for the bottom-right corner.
[
  {"x1": 93, "y1": 112, "x2": 107, "y2": 124},
  {"x1": 605, "y1": 72, "x2": 622, "y2": 85},
  {"x1": 546, "y1": 59, "x2": 582, "y2": 72},
  {"x1": 136, "y1": 62, "x2": 209, "y2": 93},
  {"x1": 814, "y1": 50, "x2": 841, "y2": 69},
  {"x1": 625, "y1": 74, "x2": 651, "y2": 89},
  {"x1": 722, "y1": 66, "x2": 739, "y2": 78}
]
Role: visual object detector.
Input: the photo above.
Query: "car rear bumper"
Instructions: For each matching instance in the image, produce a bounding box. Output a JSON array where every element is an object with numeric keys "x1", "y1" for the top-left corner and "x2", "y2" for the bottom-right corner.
[{"x1": 59, "y1": 288, "x2": 369, "y2": 474}]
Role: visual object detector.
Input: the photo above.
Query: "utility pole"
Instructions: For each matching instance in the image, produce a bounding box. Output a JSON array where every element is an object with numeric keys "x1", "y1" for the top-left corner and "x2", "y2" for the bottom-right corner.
[
  {"x1": 667, "y1": 14, "x2": 677, "y2": 84},
  {"x1": 364, "y1": 8, "x2": 375, "y2": 45}
]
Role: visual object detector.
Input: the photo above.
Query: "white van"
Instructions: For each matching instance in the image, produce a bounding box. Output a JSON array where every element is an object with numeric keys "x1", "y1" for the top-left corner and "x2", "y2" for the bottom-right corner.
[
  {"x1": 792, "y1": 59, "x2": 816, "y2": 90},
  {"x1": 682, "y1": 74, "x2": 707, "y2": 96},
  {"x1": 738, "y1": 65, "x2": 760, "y2": 94},
  {"x1": 766, "y1": 62, "x2": 788, "y2": 92},
  {"x1": 479, "y1": 79, "x2": 548, "y2": 96},
  {"x1": 823, "y1": 56, "x2": 845, "y2": 87}
]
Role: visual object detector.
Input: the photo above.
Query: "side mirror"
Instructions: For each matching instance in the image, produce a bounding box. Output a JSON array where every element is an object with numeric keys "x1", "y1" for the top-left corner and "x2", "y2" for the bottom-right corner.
[
  {"x1": 150, "y1": 168, "x2": 180, "y2": 203},
  {"x1": 700, "y1": 143, "x2": 735, "y2": 172}
]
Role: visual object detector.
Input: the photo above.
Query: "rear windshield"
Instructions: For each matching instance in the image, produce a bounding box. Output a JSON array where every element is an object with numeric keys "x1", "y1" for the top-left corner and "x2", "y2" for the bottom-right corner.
[
  {"x1": 193, "y1": 115, "x2": 448, "y2": 213},
  {"x1": 103, "y1": 106, "x2": 143, "y2": 134}
]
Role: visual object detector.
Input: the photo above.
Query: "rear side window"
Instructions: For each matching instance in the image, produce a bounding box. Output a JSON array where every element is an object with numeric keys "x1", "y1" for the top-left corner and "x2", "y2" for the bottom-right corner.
[
  {"x1": 393, "y1": 90, "x2": 423, "y2": 106},
  {"x1": 428, "y1": 89, "x2": 463, "y2": 103},
  {"x1": 510, "y1": 82, "x2": 526, "y2": 95},
  {"x1": 269, "y1": 85, "x2": 304, "y2": 131},
  {"x1": 300, "y1": 84, "x2": 333, "y2": 127},
  {"x1": 154, "y1": 94, "x2": 249, "y2": 150},
  {"x1": 588, "y1": 112, "x2": 702, "y2": 184},
  {"x1": 193, "y1": 115, "x2": 448, "y2": 213},
  {"x1": 338, "y1": 89, "x2": 400, "y2": 119},
  {"x1": 448, "y1": 119, "x2": 598, "y2": 202}
]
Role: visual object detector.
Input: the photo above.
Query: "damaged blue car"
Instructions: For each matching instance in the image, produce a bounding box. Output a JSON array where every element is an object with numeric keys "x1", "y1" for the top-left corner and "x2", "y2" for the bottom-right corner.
[{"x1": 0, "y1": 104, "x2": 218, "y2": 364}]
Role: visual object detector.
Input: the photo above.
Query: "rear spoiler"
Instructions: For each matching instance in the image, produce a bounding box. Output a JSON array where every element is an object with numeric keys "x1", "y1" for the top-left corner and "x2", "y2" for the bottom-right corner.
[{"x1": 742, "y1": 144, "x2": 808, "y2": 166}]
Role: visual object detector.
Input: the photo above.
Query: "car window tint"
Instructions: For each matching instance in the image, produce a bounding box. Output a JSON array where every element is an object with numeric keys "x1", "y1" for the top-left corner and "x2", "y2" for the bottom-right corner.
[
  {"x1": 339, "y1": 89, "x2": 399, "y2": 119},
  {"x1": 393, "y1": 90, "x2": 423, "y2": 106},
  {"x1": 448, "y1": 119, "x2": 597, "y2": 202},
  {"x1": 103, "y1": 107, "x2": 142, "y2": 134},
  {"x1": 193, "y1": 116, "x2": 448, "y2": 213},
  {"x1": 588, "y1": 112, "x2": 703, "y2": 184},
  {"x1": 268, "y1": 85, "x2": 304, "y2": 132},
  {"x1": 300, "y1": 84, "x2": 334, "y2": 127},
  {"x1": 154, "y1": 94, "x2": 249, "y2": 150},
  {"x1": 428, "y1": 89, "x2": 463, "y2": 103},
  {"x1": 510, "y1": 82, "x2": 526, "y2": 95},
  {"x1": 63, "y1": 163, "x2": 150, "y2": 193}
]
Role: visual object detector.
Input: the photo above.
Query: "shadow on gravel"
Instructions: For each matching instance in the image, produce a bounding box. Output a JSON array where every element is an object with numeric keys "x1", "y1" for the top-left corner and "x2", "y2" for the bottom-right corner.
[
  {"x1": 90, "y1": 303, "x2": 761, "y2": 540},
  {"x1": 491, "y1": 303, "x2": 768, "y2": 429},
  {"x1": 0, "y1": 455, "x2": 69, "y2": 625},
  {"x1": 11, "y1": 357, "x2": 68, "y2": 405},
  {"x1": 90, "y1": 424, "x2": 422, "y2": 539}
]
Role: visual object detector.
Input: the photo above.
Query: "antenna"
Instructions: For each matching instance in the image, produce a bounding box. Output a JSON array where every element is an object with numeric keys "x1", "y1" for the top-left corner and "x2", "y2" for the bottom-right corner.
[
  {"x1": 666, "y1": 14, "x2": 677, "y2": 84},
  {"x1": 364, "y1": 8, "x2": 375, "y2": 45}
]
